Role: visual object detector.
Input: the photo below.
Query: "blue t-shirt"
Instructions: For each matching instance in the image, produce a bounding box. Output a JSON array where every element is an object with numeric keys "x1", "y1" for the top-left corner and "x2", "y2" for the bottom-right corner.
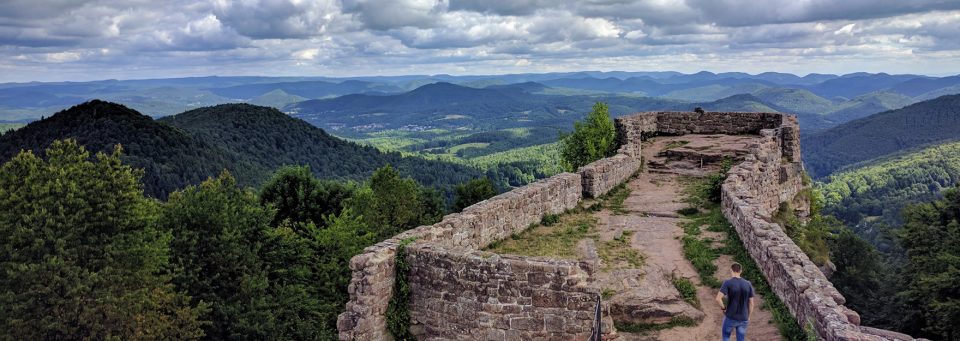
[{"x1": 720, "y1": 277, "x2": 754, "y2": 321}]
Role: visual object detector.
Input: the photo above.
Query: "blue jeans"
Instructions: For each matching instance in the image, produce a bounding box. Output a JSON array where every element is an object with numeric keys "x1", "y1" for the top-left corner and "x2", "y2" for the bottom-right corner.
[{"x1": 722, "y1": 317, "x2": 748, "y2": 341}]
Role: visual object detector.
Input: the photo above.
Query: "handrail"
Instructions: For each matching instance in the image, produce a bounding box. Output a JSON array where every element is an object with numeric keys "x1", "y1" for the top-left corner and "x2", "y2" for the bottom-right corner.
[{"x1": 589, "y1": 294, "x2": 602, "y2": 341}]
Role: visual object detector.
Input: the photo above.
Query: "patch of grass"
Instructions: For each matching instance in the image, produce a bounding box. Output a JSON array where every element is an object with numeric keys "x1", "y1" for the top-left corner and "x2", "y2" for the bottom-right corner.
[
  {"x1": 676, "y1": 207, "x2": 699, "y2": 216},
  {"x1": 672, "y1": 276, "x2": 700, "y2": 308},
  {"x1": 541, "y1": 213, "x2": 561, "y2": 226},
  {"x1": 599, "y1": 183, "x2": 631, "y2": 214},
  {"x1": 602, "y1": 288, "x2": 617, "y2": 300},
  {"x1": 614, "y1": 316, "x2": 697, "y2": 334},
  {"x1": 665, "y1": 140, "x2": 690, "y2": 149},
  {"x1": 598, "y1": 231, "x2": 644, "y2": 270},
  {"x1": 682, "y1": 235, "x2": 721, "y2": 288},
  {"x1": 485, "y1": 212, "x2": 596, "y2": 259}
]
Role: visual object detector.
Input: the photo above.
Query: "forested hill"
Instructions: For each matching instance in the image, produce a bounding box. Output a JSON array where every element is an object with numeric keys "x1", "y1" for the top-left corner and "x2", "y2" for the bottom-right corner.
[
  {"x1": 0, "y1": 100, "x2": 484, "y2": 197},
  {"x1": 820, "y1": 141, "x2": 960, "y2": 243},
  {"x1": 158, "y1": 103, "x2": 483, "y2": 190},
  {"x1": 0, "y1": 100, "x2": 237, "y2": 198},
  {"x1": 803, "y1": 94, "x2": 960, "y2": 177}
]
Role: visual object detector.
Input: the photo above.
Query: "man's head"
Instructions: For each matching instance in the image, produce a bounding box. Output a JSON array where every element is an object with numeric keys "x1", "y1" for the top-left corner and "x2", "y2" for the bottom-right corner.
[{"x1": 730, "y1": 263, "x2": 742, "y2": 277}]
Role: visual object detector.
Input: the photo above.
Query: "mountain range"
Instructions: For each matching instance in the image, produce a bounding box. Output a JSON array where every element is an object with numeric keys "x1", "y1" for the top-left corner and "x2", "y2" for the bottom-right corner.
[{"x1": 0, "y1": 100, "x2": 483, "y2": 197}]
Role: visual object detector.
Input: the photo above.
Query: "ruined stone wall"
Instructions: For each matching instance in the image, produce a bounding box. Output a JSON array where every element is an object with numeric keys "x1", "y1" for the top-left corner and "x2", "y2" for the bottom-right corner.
[
  {"x1": 614, "y1": 112, "x2": 656, "y2": 157},
  {"x1": 719, "y1": 120, "x2": 914, "y2": 340},
  {"x1": 577, "y1": 154, "x2": 642, "y2": 198},
  {"x1": 406, "y1": 244, "x2": 599, "y2": 340},
  {"x1": 338, "y1": 173, "x2": 584, "y2": 340},
  {"x1": 341, "y1": 110, "x2": 917, "y2": 341},
  {"x1": 655, "y1": 111, "x2": 782, "y2": 135}
]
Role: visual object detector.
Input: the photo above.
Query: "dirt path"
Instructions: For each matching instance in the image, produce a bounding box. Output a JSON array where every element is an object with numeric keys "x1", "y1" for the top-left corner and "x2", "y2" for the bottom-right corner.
[{"x1": 605, "y1": 136, "x2": 782, "y2": 341}]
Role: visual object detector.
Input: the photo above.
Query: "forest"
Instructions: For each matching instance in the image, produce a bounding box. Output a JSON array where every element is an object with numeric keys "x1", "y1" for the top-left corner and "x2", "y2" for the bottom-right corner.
[{"x1": 0, "y1": 139, "x2": 499, "y2": 340}]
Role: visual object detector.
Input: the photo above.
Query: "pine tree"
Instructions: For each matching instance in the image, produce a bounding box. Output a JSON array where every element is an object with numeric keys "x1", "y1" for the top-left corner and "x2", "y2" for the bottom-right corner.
[{"x1": 0, "y1": 139, "x2": 206, "y2": 340}]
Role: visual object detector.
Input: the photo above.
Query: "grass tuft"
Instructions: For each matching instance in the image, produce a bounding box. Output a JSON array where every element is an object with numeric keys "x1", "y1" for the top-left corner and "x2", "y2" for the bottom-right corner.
[{"x1": 614, "y1": 316, "x2": 697, "y2": 334}]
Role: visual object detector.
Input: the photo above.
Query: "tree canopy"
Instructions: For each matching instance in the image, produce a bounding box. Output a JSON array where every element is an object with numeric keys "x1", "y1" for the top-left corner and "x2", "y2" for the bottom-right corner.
[
  {"x1": 559, "y1": 102, "x2": 617, "y2": 171},
  {"x1": 0, "y1": 140, "x2": 206, "y2": 340}
]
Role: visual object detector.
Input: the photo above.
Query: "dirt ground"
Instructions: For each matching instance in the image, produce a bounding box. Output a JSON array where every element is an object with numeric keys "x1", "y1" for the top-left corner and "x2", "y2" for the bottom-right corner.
[{"x1": 602, "y1": 135, "x2": 782, "y2": 341}]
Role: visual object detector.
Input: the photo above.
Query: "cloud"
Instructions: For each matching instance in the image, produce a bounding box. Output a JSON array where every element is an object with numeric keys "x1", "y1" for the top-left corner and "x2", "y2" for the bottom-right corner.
[
  {"x1": 212, "y1": 0, "x2": 344, "y2": 39},
  {"x1": 0, "y1": 0, "x2": 959, "y2": 81},
  {"x1": 342, "y1": 0, "x2": 445, "y2": 30}
]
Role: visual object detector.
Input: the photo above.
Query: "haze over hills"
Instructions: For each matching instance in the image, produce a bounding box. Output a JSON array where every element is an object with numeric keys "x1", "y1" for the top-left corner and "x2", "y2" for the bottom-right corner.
[
  {"x1": 0, "y1": 100, "x2": 484, "y2": 198},
  {"x1": 3, "y1": 71, "x2": 959, "y2": 133}
]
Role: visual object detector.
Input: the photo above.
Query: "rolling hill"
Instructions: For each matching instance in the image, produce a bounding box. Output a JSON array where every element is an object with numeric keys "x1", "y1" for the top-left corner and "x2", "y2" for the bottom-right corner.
[
  {"x1": 821, "y1": 140, "x2": 960, "y2": 224},
  {"x1": 803, "y1": 94, "x2": 960, "y2": 177},
  {"x1": 0, "y1": 100, "x2": 485, "y2": 198}
]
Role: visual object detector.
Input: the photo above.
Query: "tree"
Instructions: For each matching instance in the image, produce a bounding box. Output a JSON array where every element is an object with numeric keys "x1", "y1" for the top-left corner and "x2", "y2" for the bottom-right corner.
[
  {"x1": 260, "y1": 165, "x2": 355, "y2": 227},
  {"x1": 161, "y1": 171, "x2": 329, "y2": 339},
  {"x1": 0, "y1": 139, "x2": 206, "y2": 340},
  {"x1": 348, "y1": 165, "x2": 432, "y2": 239},
  {"x1": 453, "y1": 178, "x2": 498, "y2": 212},
  {"x1": 897, "y1": 186, "x2": 960, "y2": 340},
  {"x1": 559, "y1": 102, "x2": 617, "y2": 171}
]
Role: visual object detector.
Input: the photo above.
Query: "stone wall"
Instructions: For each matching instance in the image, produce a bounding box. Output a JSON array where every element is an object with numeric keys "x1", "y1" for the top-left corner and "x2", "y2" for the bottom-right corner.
[
  {"x1": 717, "y1": 120, "x2": 915, "y2": 340},
  {"x1": 655, "y1": 111, "x2": 782, "y2": 135},
  {"x1": 338, "y1": 173, "x2": 585, "y2": 340},
  {"x1": 578, "y1": 154, "x2": 642, "y2": 198},
  {"x1": 406, "y1": 244, "x2": 599, "y2": 340},
  {"x1": 614, "y1": 112, "x2": 656, "y2": 157},
  {"x1": 340, "y1": 110, "x2": 918, "y2": 341}
]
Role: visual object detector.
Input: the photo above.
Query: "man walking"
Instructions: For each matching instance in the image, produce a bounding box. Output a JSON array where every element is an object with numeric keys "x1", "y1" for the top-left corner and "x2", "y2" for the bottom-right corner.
[{"x1": 715, "y1": 263, "x2": 754, "y2": 341}]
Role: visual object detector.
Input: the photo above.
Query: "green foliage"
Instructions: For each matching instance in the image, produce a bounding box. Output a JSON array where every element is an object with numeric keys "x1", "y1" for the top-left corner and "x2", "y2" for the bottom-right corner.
[
  {"x1": 348, "y1": 165, "x2": 441, "y2": 240},
  {"x1": 614, "y1": 316, "x2": 697, "y2": 333},
  {"x1": 672, "y1": 276, "x2": 700, "y2": 308},
  {"x1": 486, "y1": 211, "x2": 596, "y2": 259},
  {"x1": 804, "y1": 94, "x2": 960, "y2": 178},
  {"x1": 828, "y1": 229, "x2": 902, "y2": 329},
  {"x1": 162, "y1": 171, "x2": 332, "y2": 339},
  {"x1": 387, "y1": 238, "x2": 417, "y2": 340},
  {"x1": 601, "y1": 288, "x2": 617, "y2": 300},
  {"x1": 559, "y1": 102, "x2": 617, "y2": 171},
  {"x1": 896, "y1": 187, "x2": 960, "y2": 340},
  {"x1": 820, "y1": 140, "x2": 960, "y2": 239},
  {"x1": 453, "y1": 177, "x2": 498, "y2": 212},
  {"x1": 599, "y1": 183, "x2": 632, "y2": 213},
  {"x1": 773, "y1": 202, "x2": 836, "y2": 266},
  {"x1": 260, "y1": 165, "x2": 356, "y2": 227},
  {"x1": 0, "y1": 100, "x2": 486, "y2": 199},
  {"x1": 0, "y1": 139, "x2": 206, "y2": 340},
  {"x1": 599, "y1": 231, "x2": 645, "y2": 270},
  {"x1": 682, "y1": 235, "x2": 721, "y2": 288},
  {"x1": 541, "y1": 213, "x2": 561, "y2": 226}
]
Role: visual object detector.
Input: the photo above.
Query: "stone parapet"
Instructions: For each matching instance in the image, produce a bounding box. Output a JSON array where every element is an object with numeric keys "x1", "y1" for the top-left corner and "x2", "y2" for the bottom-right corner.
[
  {"x1": 406, "y1": 244, "x2": 599, "y2": 340},
  {"x1": 578, "y1": 154, "x2": 642, "y2": 198}
]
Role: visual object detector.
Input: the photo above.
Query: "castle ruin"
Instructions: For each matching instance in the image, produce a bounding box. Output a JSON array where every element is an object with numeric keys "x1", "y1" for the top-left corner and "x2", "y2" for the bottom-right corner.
[{"x1": 337, "y1": 112, "x2": 919, "y2": 341}]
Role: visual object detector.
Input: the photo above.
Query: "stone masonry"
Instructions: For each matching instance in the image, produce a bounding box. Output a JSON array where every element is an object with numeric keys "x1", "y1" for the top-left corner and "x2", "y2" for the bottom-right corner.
[
  {"x1": 406, "y1": 245, "x2": 599, "y2": 340},
  {"x1": 339, "y1": 111, "x2": 919, "y2": 341}
]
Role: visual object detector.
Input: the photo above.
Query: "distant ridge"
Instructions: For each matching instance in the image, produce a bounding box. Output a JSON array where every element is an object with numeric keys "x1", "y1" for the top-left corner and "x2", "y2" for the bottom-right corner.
[
  {"x1": 0, "y1": 100, "x2": 484, "y2": 197},
  {"x1": 803, "y1": 94, "x2": 960, "y2": 177}
]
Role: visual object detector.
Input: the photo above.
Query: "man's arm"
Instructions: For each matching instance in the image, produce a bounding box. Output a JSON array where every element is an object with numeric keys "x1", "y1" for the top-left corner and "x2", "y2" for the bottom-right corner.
[
  {"x1": 715, "y1": 291, "x2": 726, "y2": 311},
  {"x1": 748, "y1": 297, "x2": 754, "y2": 318}
]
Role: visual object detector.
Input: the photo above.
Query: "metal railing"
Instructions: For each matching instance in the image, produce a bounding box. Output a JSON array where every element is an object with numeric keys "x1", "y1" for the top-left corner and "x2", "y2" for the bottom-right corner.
[{"x1": 589, "y1": 294, "x2": 602, "y2": 341}]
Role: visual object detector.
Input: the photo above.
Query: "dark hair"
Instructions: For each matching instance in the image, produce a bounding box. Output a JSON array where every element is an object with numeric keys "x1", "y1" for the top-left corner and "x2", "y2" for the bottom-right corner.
[{"x1": 731, "y1": 263, "x2": 742, "y2": 273}]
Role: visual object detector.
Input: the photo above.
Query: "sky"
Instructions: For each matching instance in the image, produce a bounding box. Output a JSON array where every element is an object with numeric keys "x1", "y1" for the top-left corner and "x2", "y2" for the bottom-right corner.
[{"x1": 1, "y1": 0, "x2": 960, "y2": 82}]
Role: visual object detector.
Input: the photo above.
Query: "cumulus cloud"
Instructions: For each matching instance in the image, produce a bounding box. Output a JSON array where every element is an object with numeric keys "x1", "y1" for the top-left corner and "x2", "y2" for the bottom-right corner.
[{"x1": 0, "y1": 0, "x2": 958, "y2": 81}]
